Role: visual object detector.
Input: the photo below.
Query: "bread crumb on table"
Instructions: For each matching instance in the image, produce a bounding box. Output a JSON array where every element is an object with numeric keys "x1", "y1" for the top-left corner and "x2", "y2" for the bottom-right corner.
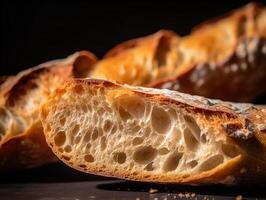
[
  {"x1": 149, "y1": 188, "x2": 159, "y2": 193},
  {"x1": 236, "y1": 195, "x2": 243, "y2": 200},
  {"x1": 177, "y1": 192, "x2": 196, "y2": 198}
]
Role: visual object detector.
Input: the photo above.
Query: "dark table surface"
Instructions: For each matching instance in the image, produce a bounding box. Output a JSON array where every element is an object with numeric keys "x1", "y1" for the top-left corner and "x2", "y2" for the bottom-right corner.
[{"x1": 0, "y1": 162, "x2": 265, "y2": 200}]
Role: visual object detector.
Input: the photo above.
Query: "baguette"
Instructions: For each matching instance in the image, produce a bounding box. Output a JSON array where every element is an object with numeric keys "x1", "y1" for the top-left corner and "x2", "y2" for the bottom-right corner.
[
  {"x1": 40, "y1": 79, "x2": 266, "y2": 185},
  {"x1": 91, "y1": 3, "x2": 266, "y2": 102},
  {"x1": 0, "y1": 51, "x2": 97, "y2": 171}
]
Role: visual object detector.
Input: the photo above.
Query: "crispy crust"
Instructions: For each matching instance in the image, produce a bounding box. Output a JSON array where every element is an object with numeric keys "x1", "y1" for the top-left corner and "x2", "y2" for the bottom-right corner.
[
  {"x1": 104, "y1": 30, "x2": 177, "y2": 59},
  {"x1": 152, "y1": 3, "x2": 266, "y2": 101},
  {"x1": 90, "y1": 3, "x2": 266, "y2": 102},
  {"x1": 0, "y1": 51, "x2": 97, "y2": 171},
  {"x1": 91, "y1": 30, "x2": 179, "y2": 85},
  {"x1": 41, "y1": 79, "x2": 266, "y2": 185}
]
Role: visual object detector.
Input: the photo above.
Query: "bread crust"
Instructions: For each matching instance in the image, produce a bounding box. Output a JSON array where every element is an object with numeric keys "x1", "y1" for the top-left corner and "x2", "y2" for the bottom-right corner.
[
  {"x1": 41, "y1": 79, "x2": 266, "y2": 185},
  {"x1": 91, "y1": 3, "x2": 266, "y2": 102},
  {"x1": 0, "y1": 51, "x2": 97, "y2": 171},
  {"x1": 91, "y1": 30, "x2": 179, "y2": 85}
]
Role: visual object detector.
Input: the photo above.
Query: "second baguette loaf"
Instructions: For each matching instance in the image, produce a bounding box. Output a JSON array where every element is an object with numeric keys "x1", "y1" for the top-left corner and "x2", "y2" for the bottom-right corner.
[{"x1": 91, "y1": 3, "x2": 266, "y2": 102}]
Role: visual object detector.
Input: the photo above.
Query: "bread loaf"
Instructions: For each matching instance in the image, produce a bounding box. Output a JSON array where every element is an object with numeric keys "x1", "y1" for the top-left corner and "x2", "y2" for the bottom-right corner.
[
  {"x1": 91, "y1": 3, "x2": 266, "y2": 102},
  {"x1": 40, "y1": 79, "x2": 266, "y2": 185}
]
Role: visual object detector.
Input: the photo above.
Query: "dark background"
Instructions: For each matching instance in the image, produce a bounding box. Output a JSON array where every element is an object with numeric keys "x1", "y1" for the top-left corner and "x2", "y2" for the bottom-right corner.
[{"x1": 1, "y1": 0, "x2": 266, "y2": 75}]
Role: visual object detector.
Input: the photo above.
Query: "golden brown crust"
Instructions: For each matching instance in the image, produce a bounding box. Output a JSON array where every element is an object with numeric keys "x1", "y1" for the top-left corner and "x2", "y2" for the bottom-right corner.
[
  {"x1": 152, "y1": 3, "x2": 266, "y2": 101},
  {"x1": 91, "y1": 30, "x2": 179, "y2": 85},
  {"x1": 0, "y1": 51, "x2": 97, "y2": 171},
  {"x1": 104, "y1": 30, "x2": 177, "y2": 59},
  {"x1": 1, "y1": 51, "x2": 97, "y2": 103},
  {"x1": 90, "y1": 3, "x2": 266, "y2": 102},
  {"x1": 41, "y1": 79, "x2": 266, "y2": 185}
]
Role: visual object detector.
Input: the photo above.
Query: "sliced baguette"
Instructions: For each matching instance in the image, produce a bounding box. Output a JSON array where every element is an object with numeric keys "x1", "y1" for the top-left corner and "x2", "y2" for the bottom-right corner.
[
  {"x1": 91, "y1": 3, "x2": 266, "y2": 102},
  {"x1": 40, "y1": 79, "x2": 266, "y2": 185},
  {"x1": 0, "y1": 51, "x2": 97, "y2": 171}
]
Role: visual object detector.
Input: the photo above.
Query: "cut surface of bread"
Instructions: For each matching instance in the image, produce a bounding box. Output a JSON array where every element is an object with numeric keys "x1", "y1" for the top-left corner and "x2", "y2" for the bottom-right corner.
[
  {"x1": 90, "y1": 3, "x2": 266, "y2": 102},
  {"x1": 0, "y1": 51, "x2": 97, "y2": 171},
  {"x1": 41, "y1": 79, "x2": 266, "y2": 185}
]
